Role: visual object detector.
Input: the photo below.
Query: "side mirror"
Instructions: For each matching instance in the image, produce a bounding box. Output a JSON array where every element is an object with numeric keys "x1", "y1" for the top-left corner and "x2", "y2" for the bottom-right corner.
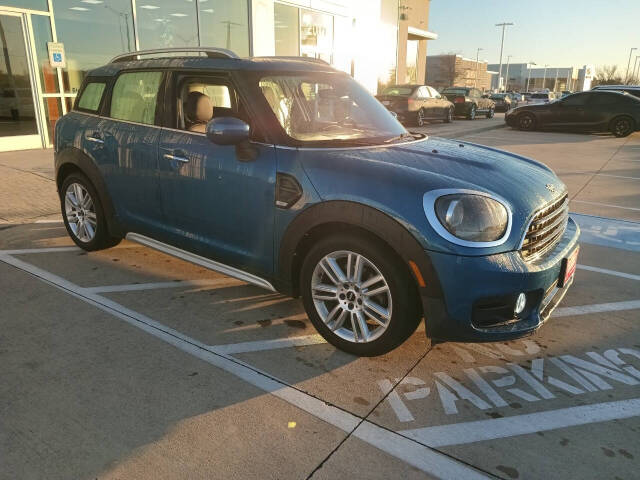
[{"x1": 206, "y1": 117, "x2": 250, "y2": 145}]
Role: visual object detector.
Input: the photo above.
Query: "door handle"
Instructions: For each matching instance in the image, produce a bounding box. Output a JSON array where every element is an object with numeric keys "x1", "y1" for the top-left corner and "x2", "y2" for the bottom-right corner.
[
  {"x1": 86, "y1": 134, "x2": 104, "y2": 144},
  {"x1": 163, "y1": 153, "x2": 189, "y2": 163}
]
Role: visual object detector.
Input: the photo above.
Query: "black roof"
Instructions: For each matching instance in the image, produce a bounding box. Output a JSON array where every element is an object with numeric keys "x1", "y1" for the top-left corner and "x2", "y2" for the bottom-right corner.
[{"x1": 89, "y1": 55, "x2": 339, "y2": 78}]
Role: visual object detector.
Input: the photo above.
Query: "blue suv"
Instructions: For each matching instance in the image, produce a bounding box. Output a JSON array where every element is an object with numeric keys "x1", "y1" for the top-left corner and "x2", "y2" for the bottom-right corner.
[{"x1": 54, "y1": 48, "x2": 580, "y2": 356}]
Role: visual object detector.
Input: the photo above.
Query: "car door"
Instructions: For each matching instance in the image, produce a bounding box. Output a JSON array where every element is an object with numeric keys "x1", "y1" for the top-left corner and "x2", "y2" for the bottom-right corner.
[
  {"x1": 417, "y1": 86, "x2": 435, "y2": 118},
  {"x1": 585, "y1": 93, "x2": 623, "y2": 128},
  {"x1": 428, "y1": 86, "x2": 447, "y2": 118},
  {"x1": 470, "y1": 89, "x2": 484, "y2": 110},
  {"x1": 548, "y1": 92, "x2": 590, "y2": 127},
  {"x1": 100, "y1": 70, "x2": 165, "y2": 234},
  {"x1": 157, "y1": 71, "x2": 277, "y2": 277}
]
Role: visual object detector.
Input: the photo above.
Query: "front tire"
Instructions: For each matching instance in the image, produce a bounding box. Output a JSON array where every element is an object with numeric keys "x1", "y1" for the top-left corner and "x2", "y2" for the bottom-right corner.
[
  {"x1": 416, "y1": 108, "x2": 426, "y2": 127},
  {"x1": 60, "y1": 172, "x2": 120, "y2": 251},
  {"x1": 300, "y1": 233, "x2": 421, "y2": 356},
  {"x1": 444, "y1": 107, "x2": 454, "y2": 123},
  {"x1": 486, "y1": 106, "x2": 495, "y2": 118},
  {"x1": 517, "y1": 112, "x2": 536, "y2": 131},
  {"x1": 610, "y1": 116, "x2": 634, "y2": 137}
]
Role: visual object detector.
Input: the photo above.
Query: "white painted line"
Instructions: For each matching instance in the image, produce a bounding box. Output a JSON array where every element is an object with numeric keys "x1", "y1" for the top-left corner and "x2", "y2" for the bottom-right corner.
[
  {"x1": 400, "y1": 398, "x2": 640, "y2": 448},
  {"x1": 0, "y1": 246, "x2": 80, "y2": 255},
  {"x1": 554, "y1": 300, "x2": 640, "y2": 317},
  {"x1": 597, "y1": 173, "x2": 640, "y2": 181},
  {"x1": 211, "y1": 334, "x2": 327, "y2": 354},
  {"x1": 0, "y1": 253, "x2": 485, "y2": 479},
  {"x1": 578, "y1": 264, "x2": 640, "y2": 281},
  {"x1": 34, "y1": 219, "x2": 64, "y2": 224},
  {"x1": 86, "y1": 278, "x2": 243, "y2": 294},
  {"x1": 571, "y1": 199, "x2": 640, "y2": 212}
]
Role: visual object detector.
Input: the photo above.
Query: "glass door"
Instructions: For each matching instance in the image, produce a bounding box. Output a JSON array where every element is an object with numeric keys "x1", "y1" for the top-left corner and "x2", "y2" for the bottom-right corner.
[{"x1": 0, "y1": 11, "x2": 42, "y2": 151}]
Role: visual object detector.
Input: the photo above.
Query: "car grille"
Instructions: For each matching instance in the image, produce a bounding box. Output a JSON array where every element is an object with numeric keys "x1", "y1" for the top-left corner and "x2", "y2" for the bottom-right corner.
[{"x1": 521, "y1": 193, "x2": 569, "y2": 260}]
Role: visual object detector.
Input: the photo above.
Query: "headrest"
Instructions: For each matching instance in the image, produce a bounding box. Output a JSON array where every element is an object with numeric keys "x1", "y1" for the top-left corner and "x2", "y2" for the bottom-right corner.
[{"x1": 185, "y1": 91, "x2": 213, "y2": 124}]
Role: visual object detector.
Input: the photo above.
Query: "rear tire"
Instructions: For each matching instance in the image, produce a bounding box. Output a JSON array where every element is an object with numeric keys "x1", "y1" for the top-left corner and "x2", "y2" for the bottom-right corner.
[
  {"x1": 610, "y1": 116, "x2": 634, "y2": 137},
  {"x1": 444, "y1": 107, "x2": 454, "y2": 123},
  {"x1": 60, "y1": 172, "x2": 121, "y2": 251},
  {"x1": 517, "y1": 112, "x2": 536, "y2": 131},
  {"x1": 486, "y1": 106, "x2": 495, "y2": 118},
  {"x1": 300, "y1": 232, "x2": 421, "y2": 356},
  {"x1": 467, "y1": 104, "x2": 476, "y2": 120}
]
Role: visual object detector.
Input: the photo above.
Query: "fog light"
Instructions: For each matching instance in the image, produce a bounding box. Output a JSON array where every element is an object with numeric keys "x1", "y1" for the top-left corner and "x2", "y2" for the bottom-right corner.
[{"x1": 514, "y1": 293, "x2": 527, "y2": 315}]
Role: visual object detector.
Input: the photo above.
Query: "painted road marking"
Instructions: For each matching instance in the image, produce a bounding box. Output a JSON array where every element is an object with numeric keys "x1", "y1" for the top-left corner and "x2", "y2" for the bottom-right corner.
[
  {"x1": 0, "y1": 253, "x2": 488, "y2": 480},
  {"x1": 571, "y1": 213, "x2": 640, "y2": 252},
  {"x1": 0, "y1": 246, "x2": 80, "y2": 255},
  {"x1": 212, "y1": 334, "x2": 328, "y2": 354},
  {"x1": 578, "y1": 264, "x2": 640, "y2": 281},
  {"x1": 86, "y1": 278, "x2": 243, "y2": 294},
  {"x1": 400, "y1": 398, "x2": 640, "y2": 447},
  {"x1": 554, "y1": 300, "x2": 640, "y2": 317},
  {"x1": 571, "y1": 200, "x2": 640, "y2": 212},
  {"x1": 596, "y1": 173, "x2": 640, "y2": 181}
]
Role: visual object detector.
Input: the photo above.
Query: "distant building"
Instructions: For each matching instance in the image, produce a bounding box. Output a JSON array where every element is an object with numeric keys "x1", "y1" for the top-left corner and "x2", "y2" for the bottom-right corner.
[
  {"x1": 426, "y1": 55, "x2": 493, "y2": 91},
  {"x1": 488, "y1": 63, "x2": 596, "y2": 92}
]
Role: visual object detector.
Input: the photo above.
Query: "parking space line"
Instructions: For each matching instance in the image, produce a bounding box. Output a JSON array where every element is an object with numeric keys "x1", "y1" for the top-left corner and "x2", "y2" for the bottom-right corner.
[
  {"x1": 554, "y1": 300, "x2": 640, "y2": 317},
  {"x1": 0, "y1": 246, "x2": 80, "y2": 255},
  {"x1": 596, "y1": 173, "x2": 640, "y2": 181},
  {"x1": 578, "y1": 264, "x2": 640, "y2": 281},
  {"x1": 212, "y1": 334, "x2": 327, "y2": 354},
  {"x1": 571, "y1": 200, "x2": 640, "y2": 212},
  {"x1": 86, "y1": 278, "x2": 243, "y2": 294},
  {"x1": 400, "y1": 398, "x2": 640, "y2": 448},
  {"x1": 0, "y1": 253, "x2": 488, "y2": 480}
]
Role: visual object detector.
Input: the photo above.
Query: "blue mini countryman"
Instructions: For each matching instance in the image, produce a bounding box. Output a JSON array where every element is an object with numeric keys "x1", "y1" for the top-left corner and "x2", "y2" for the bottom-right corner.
[{"x1": 54, "y1": 48, "x2": 579, "y2": 356}]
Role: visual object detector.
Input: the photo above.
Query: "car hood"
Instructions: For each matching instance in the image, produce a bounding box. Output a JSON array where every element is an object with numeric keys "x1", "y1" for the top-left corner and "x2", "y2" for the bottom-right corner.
[{"x1": 296, "y1": 136, "x2": 566, "y2": 253}]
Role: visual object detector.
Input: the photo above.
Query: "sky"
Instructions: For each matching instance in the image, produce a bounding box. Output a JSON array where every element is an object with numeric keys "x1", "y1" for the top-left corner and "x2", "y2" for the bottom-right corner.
[{"x1": 427, "y1": 0, "x2": 640, "y2": 74}]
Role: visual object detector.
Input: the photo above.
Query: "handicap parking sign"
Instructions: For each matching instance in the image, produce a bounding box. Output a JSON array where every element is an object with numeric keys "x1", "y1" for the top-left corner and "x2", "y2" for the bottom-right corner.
[
  {"x1": 53, "y1": 53, "x2": 62, "y2": 63},
  {"x1": 47, "y1": 42, "x2": 66, "y2": 68}
]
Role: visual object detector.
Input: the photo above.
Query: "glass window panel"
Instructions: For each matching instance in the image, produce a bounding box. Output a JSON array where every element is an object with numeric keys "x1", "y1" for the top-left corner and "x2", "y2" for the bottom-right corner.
[
  {"x1": 300, "y1": 9, "x2": 333, "y2": 63},
  {"x1": 110, "y1": 71, "x2": 162, "y2": 125},
  {"x1": 135, "y1": 0, "x2": 198, "y2": 50},
  {"x1": 0, "y1": 0, "x2": 48, "y2": 11},
  {"x1": 77, "y1": 82, "x2": 105, "y2": 111},
  {"x1": 0, "y1": 14, "x2": 38, "y2": 136},
  {"x1": 405, "y1": 39, "x2": 418, "y2": 83},
  {"x1": 30, "y1": 14, "x2": 58, "y2": 93},
  {"x1": 274, "y1": 3, "x2": 299, "y2": 57},
  {"x1": 199, "y1": 0, "x2": 249, "y2": 57},
  {"x1": 377, "y1": 0, "x2": 398, "y2": 93},
  {"x1": 52, "y1": 0, "x2": 134, "y2": 94},
  {"x1": 44, "y1": 97, "x2": 62, "y2": 143}
]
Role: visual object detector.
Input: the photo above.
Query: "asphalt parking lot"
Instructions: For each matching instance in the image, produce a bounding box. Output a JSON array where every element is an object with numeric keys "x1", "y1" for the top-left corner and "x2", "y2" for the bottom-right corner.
[{"x1": 1, "y1": 120, "x2": 639, "y2": 479}]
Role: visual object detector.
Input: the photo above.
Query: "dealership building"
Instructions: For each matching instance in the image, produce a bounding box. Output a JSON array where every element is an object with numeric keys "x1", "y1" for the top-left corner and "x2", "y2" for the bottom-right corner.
[
  {"x1": 487, "y1": 63, "x2": 595, "y2": 93},
  {"x1": 0, "y1": 0, "x2": 436, "y2": 151}
]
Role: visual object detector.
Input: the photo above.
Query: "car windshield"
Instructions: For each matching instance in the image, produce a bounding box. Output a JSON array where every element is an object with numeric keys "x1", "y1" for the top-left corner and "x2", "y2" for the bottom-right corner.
[
  {"x1": 381, "y1": 86, "x2": 414, "y2": 96},
  {"x1": 531, "y1": 93, "x2": 549, "y2": 99},
  {"x1": 259, "y1": 73, "x2": 408, "y2": 146},
  {"x1": 442, "y1": 88, "x2": 468, "y2": 95},
  {"x1": 491, "y1": 94, "x2": 506, "y2": 99}
]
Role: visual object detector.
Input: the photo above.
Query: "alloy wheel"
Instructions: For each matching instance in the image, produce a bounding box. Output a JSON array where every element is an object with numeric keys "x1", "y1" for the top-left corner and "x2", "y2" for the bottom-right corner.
[
  {"x1": 469, "y1": 106, "x2": 476, "y2": 120},
  {"x1": 447, "y1": 108, "x2": 453, "y2": 122},
  {"x1": 417, "y1": 109, "x2": 425, "y2": 127},
  {"x1": 65, "y1": 182, "x2": 97, "y2": 243},
  {"x1": 613, "y1": 118, "x2": 632, "y2": 137},
  {"x1": 519, "y1": 114, "x2": 534, "y2": 130},
  {"x1": 311, "y1": 250, "x2": 392, "y2": 343}
]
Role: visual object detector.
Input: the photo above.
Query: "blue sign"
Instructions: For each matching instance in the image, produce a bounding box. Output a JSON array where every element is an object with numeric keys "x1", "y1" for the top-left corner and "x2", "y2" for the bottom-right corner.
[{"x1": 53, "y1": 53, "x2": 62, "y2": 63}]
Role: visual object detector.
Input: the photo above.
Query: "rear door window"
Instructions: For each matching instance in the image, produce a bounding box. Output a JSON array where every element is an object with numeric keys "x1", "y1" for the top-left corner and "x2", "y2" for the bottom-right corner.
[
  {"x1": 110, "y1": 71, "x2": 163, "y2": 125},
  {"x1": 76, "y1": 82, "x2": 106, "y2": 113}
]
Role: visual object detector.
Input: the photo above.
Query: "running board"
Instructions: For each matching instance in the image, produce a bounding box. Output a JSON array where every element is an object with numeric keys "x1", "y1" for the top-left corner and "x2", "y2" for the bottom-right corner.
[{"x1": 125, "y1": 233, "x2": 276, "y2": 292}]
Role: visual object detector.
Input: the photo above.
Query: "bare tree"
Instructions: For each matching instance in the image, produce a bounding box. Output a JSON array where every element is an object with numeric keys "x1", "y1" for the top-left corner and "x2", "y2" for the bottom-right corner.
[{"x1": 592, "y1": 65, "x2": 636, "y2": 86}]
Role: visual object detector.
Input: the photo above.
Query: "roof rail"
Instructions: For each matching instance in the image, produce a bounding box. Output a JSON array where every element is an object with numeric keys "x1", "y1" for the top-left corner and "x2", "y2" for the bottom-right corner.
[
  {"x1": 110, "y1": 47, "x2": 239, "y2": 63},
  {"x1": 252, "y1": 55, "x2": 330, "y2": 66}
]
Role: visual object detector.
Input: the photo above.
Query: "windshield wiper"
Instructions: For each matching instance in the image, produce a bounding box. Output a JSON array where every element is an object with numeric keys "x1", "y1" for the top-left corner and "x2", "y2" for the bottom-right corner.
[{"x1": 383, "y1": 133, "x2": 414, "y2": 144}]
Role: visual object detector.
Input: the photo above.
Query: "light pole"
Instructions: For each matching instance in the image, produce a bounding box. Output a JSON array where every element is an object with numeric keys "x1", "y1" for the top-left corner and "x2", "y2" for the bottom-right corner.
[
  {"x1": 633, "y1": 55, "x2": 640, "y2": 82},
  {"x1": 504, "y1": 55, "x2": 512, "y2": 91},
  {"x1": 495, "y1": 22, "x2": 514, "y2": 91},
  {"x1": 626, "y1": 47, "x2": 637, "y2": 80},
  {"x1": 526, "y1": 62, "x2": 536, "y2": 92},
  {"x1": 474, "y1": 47, "x2": 483, "y2": 88},
  {"x1": 542, "y1": 64, "x2": 549, "y2": 91}
]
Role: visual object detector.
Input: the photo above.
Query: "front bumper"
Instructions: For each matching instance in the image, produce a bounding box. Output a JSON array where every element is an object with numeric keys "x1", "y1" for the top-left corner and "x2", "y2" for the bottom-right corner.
[{"x1": 421, "y1": 217, "x2": 580, "y2": 342}]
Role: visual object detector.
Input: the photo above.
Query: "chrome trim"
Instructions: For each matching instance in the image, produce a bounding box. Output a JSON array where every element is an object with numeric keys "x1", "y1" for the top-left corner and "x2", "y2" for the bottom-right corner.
[
  {"x1": 518, "y1": 193, "x2": 569, "y2": 259},
  {"x1": 86, "y1": 136, "x2": 104, "y2": 144},
  {"x1": 422, "y1": 188, "x2": 513, "y2": 248},
  {"x1": 110, "y1": 47, "x2": 239, "y2": 63},
  {"x1": 125, "y1": 233, "x2": 276, "y2": 292},
  {"x1": 273, "y1": 135, "x2": 429, "y2": 151}
]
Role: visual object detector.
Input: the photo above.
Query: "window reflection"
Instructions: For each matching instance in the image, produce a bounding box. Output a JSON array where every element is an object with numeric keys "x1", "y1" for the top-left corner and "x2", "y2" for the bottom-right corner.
[
  {"x1": 1, "y1": 0, "x2": 48, "y2": 11},
  {"x1": 31, "y1": 15, "x2": 58, "y2": 94},
  {"x1": 53, "y1": 0, "x2": 134, "y2": 93},
  {"x1": 199, "y1": 0, "x2": 249, "y2": 57},
  {"x1": 300, "y1": 9, "x2": 333, "y2": 63},
  {"x1": 136, "y1": 0, "x2": 198, "y2": 49},
  {"x1": 274, "y1": 3, "x2": 299, "y2": 57}
]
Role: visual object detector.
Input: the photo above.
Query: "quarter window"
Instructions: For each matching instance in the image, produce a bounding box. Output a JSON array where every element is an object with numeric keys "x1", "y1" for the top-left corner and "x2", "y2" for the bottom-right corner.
[
  {"x1": 110, "y1": 71, "x2": 163, "y2": 125},
  {"x1": 76, "y1": 82, "x2": 105, "y2": 112}
]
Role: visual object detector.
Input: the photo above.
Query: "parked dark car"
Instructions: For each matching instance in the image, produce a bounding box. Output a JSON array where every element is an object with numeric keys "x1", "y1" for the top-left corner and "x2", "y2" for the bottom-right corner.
[
  {"x1": 490, "y1": 93, "x2": 514, "y2": 111},
  {"x1": 441, "y1": 87, "x2": 495, "y2": 119},
  {"x1": 54, "y1": 48, "x2": 580, "y2": 356},
  {"x1": 376, "y1": 84, "x2": 455, "y2": 126},
  {"x1": 591, "y1": 85, "x2": 640, "y2": 99},
  {"x1": 505, "y1": 90, "x2": 640, "y2": 137}
]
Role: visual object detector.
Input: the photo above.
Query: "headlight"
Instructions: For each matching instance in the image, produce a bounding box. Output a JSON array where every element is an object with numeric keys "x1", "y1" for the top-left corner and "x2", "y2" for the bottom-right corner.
[{"x1": 423, "y1": 190, "x2": 512, "y2": 247}]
